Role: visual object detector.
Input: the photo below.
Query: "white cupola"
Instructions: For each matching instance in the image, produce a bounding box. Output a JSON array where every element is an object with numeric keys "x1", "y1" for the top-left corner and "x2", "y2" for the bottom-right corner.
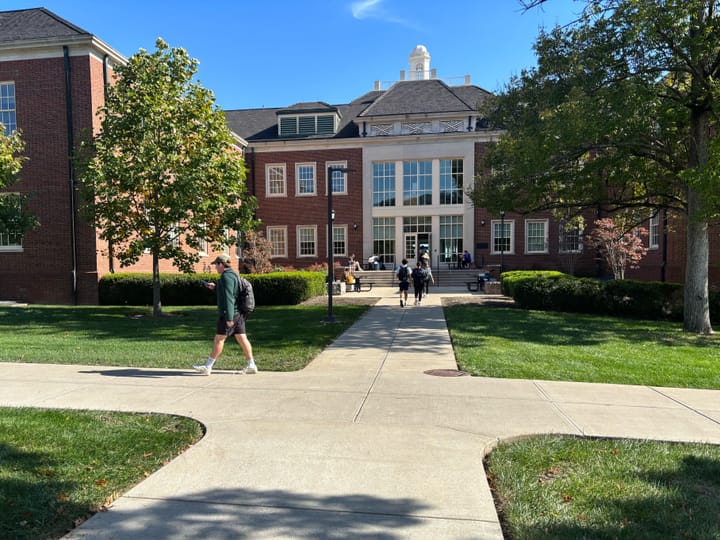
[{"x1": 409, "y1": 45, "x2": 430, "y2": 80}]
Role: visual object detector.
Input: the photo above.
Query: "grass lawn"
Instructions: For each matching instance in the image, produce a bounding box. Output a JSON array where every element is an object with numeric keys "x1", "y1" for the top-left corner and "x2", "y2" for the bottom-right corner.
[
  {"x1": 486, "y1": 435, "x2": 720, "y2": 539},
  {"x1": 0, "y1": 304, "x2": 370, "y2": 372},
  {"x1": 444, "y1": 304, "x2": 720, "y2": 389},
  {"x1": 0, "y1": 407, "x2": 203, "y2": 540}
]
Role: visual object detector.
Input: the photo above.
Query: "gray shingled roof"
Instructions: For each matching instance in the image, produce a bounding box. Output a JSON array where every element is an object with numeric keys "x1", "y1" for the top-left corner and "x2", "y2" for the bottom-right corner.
[
  {"x1": 359, "y1": 79, "x2": 489, "y2": 117},
  {"x1": 0, "y1": 8, "x2": 90, "y2": 43},
  {"x1": 225, "y1": 80, "x2": 492, "y2": 142}
]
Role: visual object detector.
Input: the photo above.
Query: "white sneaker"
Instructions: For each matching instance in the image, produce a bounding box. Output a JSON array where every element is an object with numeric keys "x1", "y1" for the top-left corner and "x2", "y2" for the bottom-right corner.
[
  {"x1": 241, "y1": 363, "x2": 258, "y2": 374},
  {"x1": 192, "y1": 363, "x2": 212, "y2": 376}
]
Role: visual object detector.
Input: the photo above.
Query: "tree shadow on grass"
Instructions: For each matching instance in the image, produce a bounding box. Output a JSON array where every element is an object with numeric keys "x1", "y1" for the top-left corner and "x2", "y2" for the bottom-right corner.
[
  {"x1": 0, "y1": 443, "x2": 89, "y2": 540},
  {"x1": 501, "y1": 450, "x2": 720, "y2": 539},
  {"x1": 444, "y1": 304, "x2": 720, "y2": 349}
]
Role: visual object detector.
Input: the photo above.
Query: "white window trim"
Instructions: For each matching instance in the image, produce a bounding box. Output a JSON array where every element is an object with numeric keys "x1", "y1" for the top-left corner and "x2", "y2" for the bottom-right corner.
[
  {"x1": 491, "y1": 219, "x2": 515, "y2": 255},
  {"x1": 649, "y1": 214, "x2": 660, "y2": 249},
  {"x1": 558, "y1": 222, "x2": 584, "y2": 254},
  {"x1": 525, "y1": 219, "x2": 549, "y2": 254},
  {"x1": 326, "y1": 160, "x2": 348, "y2": 195},
  {"x1": 0, "y1": 192, "x2": 23, "y2": 252},
  {"x1": 328, "y1": 224, "x2": 348, "y2": 257},
  {"x1": 267, "y1": 226, "x2": 288, "y2": 258},
  {"x1": 266, "y1": 163, "x2": 287, "y2": 198},
  {"x1": 295, "y1": 162, "x2": 317, "y2": 196},
  {"x1": 296, "y1": 225, "x2": 317, "y2": 258}
]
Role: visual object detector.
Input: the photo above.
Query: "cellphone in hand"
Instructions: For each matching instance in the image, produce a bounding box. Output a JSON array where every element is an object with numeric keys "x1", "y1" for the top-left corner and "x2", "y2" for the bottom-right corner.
[{"x1": 200, "y1": 280, "x2": 210, "y2": 286}]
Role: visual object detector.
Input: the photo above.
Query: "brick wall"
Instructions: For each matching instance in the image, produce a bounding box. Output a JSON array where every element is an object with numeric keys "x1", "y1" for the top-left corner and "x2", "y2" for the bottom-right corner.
[{"x1": 249, "y1": 147, "x2": 363, "y2": 269}]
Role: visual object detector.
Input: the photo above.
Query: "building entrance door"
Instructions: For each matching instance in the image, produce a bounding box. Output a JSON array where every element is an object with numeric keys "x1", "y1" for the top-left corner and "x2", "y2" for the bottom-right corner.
[{"x1": 404, "y1": 232, "x2": 430, "y2": 262}]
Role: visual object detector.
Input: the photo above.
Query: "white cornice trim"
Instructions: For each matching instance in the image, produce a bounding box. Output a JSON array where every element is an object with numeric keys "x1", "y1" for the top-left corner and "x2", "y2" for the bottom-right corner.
[
  {"x1": 244, "y1": 130, "x2": 500, "y2": 153},
  {"x1": 0, "y1": 35, "x2": 126, "y2": 65}
]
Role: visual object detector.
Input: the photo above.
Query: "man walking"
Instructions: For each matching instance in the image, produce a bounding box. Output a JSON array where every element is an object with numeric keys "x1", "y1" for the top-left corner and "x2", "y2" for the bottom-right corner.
[
  {"x1": 193, "y1": 254, "x2": 258, "y2": 376},
  {"x1": 397, "y1": 258, "x2": 410, "y2": 307}
]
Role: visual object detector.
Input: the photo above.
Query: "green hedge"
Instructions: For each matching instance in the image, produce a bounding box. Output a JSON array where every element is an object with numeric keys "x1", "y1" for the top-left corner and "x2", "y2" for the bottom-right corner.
[
  {"x1": 500, "y1": 270, "x2": 571, "y2": 297},
  {"x1": 506, "y1": 270, "x2": 718, "y2": 323},
  {"x1": 99, "y1": 271, "x2": 326, "y2": 306}
]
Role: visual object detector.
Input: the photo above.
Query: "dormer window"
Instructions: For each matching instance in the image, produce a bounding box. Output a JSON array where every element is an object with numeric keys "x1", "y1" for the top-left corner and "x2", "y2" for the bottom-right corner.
[{"x1": 278, "y1": 113, "x2": 338, "y2": 137}]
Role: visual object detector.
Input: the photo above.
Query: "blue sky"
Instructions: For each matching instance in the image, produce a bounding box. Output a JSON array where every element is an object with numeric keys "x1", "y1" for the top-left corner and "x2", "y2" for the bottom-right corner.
[{"x1": 5, "y1": 0, "x2": 581, "y2": 110}]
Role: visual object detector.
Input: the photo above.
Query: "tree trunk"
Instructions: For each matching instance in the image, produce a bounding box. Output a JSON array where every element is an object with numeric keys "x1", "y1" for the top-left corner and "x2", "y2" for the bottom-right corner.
[
  {"x1": 684, "y1": 101, "x2": 713, "y2": 334},
  {"x1": 152, "y1": 252, "x2": 162, "y2": 317},
  {"x1": 683, "y1": 187, "x2": 712, "y2": 333}
]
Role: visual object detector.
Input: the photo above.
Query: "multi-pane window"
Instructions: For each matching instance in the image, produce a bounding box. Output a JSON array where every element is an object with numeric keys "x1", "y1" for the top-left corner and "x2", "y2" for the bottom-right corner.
[
  {"x1": 267, "y1": 226, "x2": 287, "y2": 258},
  {"x1": 373, "y1": 162, "x2": 395, "y2": 207},
  {"x1": 372, "y1": 217, "x2": 395, "y2": 267},
  {"x1": 525, "y1": 219, "x2": 548, "y2": 253},
  {"x1": 0, "y1": 194, "x2": 22, "y2": 250},
  {"x1": 649, "y1": 213, "x2": 660, "y2": 249},
  {"x1": 492, "y1": 220, "x2": 513, "y2": 254},
  {"x1": 296, "y1": 163, "x2": 316, "y2": 195},
  {"x1": 559, "y1": 220, "x2": 583, "y2": 253},
  {"x1": 327, "y1": 161, "x2": 347, "y2": 195},
  {"x1": 439, "y1": 216, "x2": 463, "y2": 263},
  {"x1": 402, "y1": 216, "x2": 432, "y2": 234},
  {"x1": 332, "y1": 225, "x2": 346, "y2": 257},
  {"x1": 266, "y1": 164, "x2": 286, "y2": 197},
  {"x1": 0, "y1": 82, "x2": 16, "y2": 135},
  {"x1": 440, "y1": 159, "x2": 463, "y2": 205},
  {"x1": 297, "y1": 226, "x2": 316, "y2": 257},
  {"x1": 403, "y1": 160, "x2": 432, "y2": 206}
]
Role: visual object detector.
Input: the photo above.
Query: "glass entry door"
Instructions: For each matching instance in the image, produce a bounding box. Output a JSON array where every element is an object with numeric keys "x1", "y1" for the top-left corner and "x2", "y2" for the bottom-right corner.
[{"x1": 404, "y1": 234, "x2": 417, "y2": 261}]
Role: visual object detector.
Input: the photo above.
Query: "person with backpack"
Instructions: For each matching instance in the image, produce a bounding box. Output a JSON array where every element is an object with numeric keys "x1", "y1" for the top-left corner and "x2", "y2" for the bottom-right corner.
[
  {"x1": 411, "y1": 261, "x2": 428, "y2": 305},
  {"x1": 397, "y1": 258, "x2": 410, "y2": 307},
  {"x1": 193, "y1": 254, "x2": 257, "y2": 376},
  {"x1": 422, "y1": 260, "x2": 434, "y2": 296}
]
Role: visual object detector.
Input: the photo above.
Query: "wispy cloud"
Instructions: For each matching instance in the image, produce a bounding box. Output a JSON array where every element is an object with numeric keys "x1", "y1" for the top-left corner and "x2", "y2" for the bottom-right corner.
[{"x1": 350, "y1": 0, "x2": 419, "y2": 28}]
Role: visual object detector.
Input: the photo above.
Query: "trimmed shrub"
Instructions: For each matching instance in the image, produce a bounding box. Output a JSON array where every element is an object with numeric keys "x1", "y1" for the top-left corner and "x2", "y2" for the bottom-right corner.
[
  {"x1": 99, "y1": 271, "x2": 326, "y2": 306},
  {"x1": 604, "y1": 280, "x2": 683, "y2": 321},
  {"x1": 501, "y1": 270, "x2": 571, "y2": 297}
]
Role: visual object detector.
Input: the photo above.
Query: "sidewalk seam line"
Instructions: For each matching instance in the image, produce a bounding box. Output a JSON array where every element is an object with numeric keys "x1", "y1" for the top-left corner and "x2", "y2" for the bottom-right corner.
[
  {"x1": 352, "y1": 307, "x2": 408, "y2": 423},
  {"x1": 650, "y1": 386, "x2": 720, "y2": 426}
]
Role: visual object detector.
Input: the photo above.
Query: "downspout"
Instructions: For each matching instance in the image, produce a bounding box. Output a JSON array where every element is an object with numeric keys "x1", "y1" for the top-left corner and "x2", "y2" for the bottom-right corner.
[
  {"x1": 64, "y1": 46, "x2": 79, "y2": 304},
  {"x1": 102, "y1": 54, "x2": 115, "y2": 273},
  {"x1": 661, "y1": 208, "x2": 668, "y2": 282}
]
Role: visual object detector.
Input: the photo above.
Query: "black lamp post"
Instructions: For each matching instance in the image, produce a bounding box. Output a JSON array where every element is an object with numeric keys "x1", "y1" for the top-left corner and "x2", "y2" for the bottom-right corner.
[
  {"x1": 499, "y1": 210, "x2": 505, "y2": 275},
  {"x1": 325, "y1": 166, "x2": 349, "y2": 323}
]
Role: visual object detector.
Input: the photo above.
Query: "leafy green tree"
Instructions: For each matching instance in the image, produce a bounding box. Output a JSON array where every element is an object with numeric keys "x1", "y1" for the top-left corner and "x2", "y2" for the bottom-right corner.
[
  {"x1": 472, "y1": 0, "x2": 720, "y2": 333},
  {"x1": 79, "y1": 39, "x2": 256, "y2": 316},
  {"x1": 0, "y1": 129, "x2": 36, "y2": 240}
]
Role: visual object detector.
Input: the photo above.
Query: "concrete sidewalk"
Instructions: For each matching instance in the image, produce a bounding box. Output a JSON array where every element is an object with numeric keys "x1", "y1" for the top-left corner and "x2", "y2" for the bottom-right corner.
[{"x1": 2, "y1": 288, "x2": 720, "y2": 539}]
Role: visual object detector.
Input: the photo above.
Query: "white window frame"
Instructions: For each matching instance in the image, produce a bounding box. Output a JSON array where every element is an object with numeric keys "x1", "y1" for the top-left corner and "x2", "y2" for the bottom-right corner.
[
  {"x1": 0, "y1": 81, "x2": 17, "y2": 135},
  {"x1": 525, "y1": 219, "x2": 549, "y2": 254},
  {"x1": 0, "y1": 193, "x2": 23, "y2": 252},
  {"x1": 326, "y1": 161, "x2": 348, "y2": 195},
  {"x1": 295, "y1": 163, "x2": 316, "y2": 196},
  {"x1": 266, "y1": 164, "x2": 287, "y2": 197},
  {"x1": 649, "y1": 213, "x2": 660, "y2": 249},
  {"x1": 558, "y1": 221, "x2": 584, "y2": 254},
  {"x1": 329, "y1": 224, "x2": 347, "y2": 257},
  {"x1": 491, "y1": 220, "x2": 515, "y2": 255},
  {"x1": 297, "y1": 225, "x2": 317, "y2": 257},
  {"x1": 267, "y1": 226, "x2": 287, "y2": 258}
]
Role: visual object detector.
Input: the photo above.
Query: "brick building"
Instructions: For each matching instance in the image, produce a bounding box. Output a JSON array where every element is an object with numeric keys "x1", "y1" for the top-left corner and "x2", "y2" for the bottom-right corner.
[{"x1": 0, "y1": 9, "x2": 716, "y2": 304}]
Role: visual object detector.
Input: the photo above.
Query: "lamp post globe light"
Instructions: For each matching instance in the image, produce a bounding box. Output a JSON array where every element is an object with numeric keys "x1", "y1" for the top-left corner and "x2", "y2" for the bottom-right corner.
[{"x1": 325, "y1": 166, "x2": 349, "y2": 323}]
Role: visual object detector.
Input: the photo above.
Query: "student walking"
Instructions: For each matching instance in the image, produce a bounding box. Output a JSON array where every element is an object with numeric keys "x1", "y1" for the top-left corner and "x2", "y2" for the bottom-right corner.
[
  {"x1": 411, "y1": 261, "x2": 427, "y2": 305},
  {"x1": 193, "y1": 254, "x2": 257, "y2": 376},
  {"x1": 397, "y1": 258, "x2": 410, "y2": 307},
  {"x1": 422, "y1": 260, "x2": 434, "y2": 295}
]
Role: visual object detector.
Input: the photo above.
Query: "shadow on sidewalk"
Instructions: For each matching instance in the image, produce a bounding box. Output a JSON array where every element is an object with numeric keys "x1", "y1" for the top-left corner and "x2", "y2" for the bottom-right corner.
[
  {"x1": 70, "y1": 487, "x2": 433, "y2": 539},
  {"x1": 78, "y1": 369, "x2": 194, "y2": 379}
]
